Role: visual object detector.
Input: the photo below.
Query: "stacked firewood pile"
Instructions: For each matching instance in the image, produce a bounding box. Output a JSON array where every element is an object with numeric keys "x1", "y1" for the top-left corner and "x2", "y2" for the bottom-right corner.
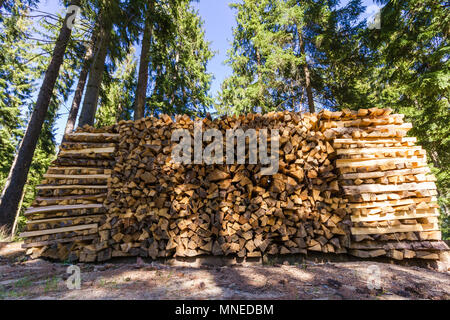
[
  {"x1": 20, "y1": 125, "x2": 119, "y2": 261},
  {"x1": 20, "y1": 108, "x2": 448, "y2": 263},
  {"x1": 100, "y1": 112, "x2": 349, "y2": 261},
  {"x1": 319, "y1": 108, "x2": 448, "y2": 261}
]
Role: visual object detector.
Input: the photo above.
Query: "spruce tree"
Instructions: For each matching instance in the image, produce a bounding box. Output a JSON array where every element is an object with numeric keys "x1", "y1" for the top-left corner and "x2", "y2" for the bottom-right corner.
[
  {"x1": 364, "y1": 0, "x2": 449, "y2": 235},
  {"x1": 218, "y1": 0, "x2": 367, "y2": 115},
  {"x1": 0, "y1": 0, "x2": 81, "y2": 232}
]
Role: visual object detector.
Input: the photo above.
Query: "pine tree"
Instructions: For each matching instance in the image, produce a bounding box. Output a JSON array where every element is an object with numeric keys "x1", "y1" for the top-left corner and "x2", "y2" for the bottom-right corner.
[
  {"x1": 64, "y1": 21, "x2": 99, "y2": 135},
  {"x1": 96, "y1": 46, "x2": 138, "y2": 126},
  {"x1": 0, "y1": 3, "x2": 34, "y2": 188},
  {"x1": 134, "y1": 1, "x2": 155, "y2": 120},
  {"x1": 364, "y1": 0, "x2": 449, "y2": 236},
  {"x1": 0, "y1": 0, "x2": 81, "y2": 232},
  {"x1": 218, "y1": 0, "x2": 367, "y2": 115},
  {"x1": 146, "y1": 0, "x2": 214, "y2": 117},
  {"x1": 78, "y1": 8, "x2": 112, "y2": 127}
]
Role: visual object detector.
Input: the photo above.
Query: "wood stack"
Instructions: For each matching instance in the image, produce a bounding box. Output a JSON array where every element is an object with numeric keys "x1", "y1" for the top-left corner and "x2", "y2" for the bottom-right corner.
[
  {"x1": 20, "y1": 108, "x2": 448, "y2": 263},
  {"x1": 319, "y1": 108, "x2": 448, "y2": 261},
  {"x1": 100, "y1": 111, "x2": 349, "y2": 262},
  {"x1": 20, "y1": 126, "x2": 119, "y2": 262}
]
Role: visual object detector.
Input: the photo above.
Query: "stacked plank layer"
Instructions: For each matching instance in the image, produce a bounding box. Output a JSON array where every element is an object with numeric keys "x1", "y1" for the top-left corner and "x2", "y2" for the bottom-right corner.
[
  {"x1": 320, "y1": 108, "x2": 448, "y2": 261},
  {"x1": 20, "y1": 126, "x2": 119, "y2": 261}
]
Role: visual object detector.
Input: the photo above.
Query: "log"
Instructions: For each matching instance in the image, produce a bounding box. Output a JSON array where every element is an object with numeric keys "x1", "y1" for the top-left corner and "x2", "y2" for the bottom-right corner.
[
  {"x1": 19, "y1": 224, "x2": 98, "y2": 238},
  {"x1": 343, "y1": 182, "x2": 436, "y2": 194},
  {"x1": 25, "y1": 204, "x2": 103, "y2": 216},
  {"x1": 43, "y1": 174, "x2": 110, "y2": 179},
  {"x1": 35, "y1": 184, "x2": 108, "y2": 190},
  {"x1": 351, "y1": 224, "x2": 439, "y2": 235}
]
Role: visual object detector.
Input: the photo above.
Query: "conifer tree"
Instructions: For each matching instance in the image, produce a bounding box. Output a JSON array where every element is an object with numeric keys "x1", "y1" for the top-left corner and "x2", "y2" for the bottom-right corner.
[
  {"x1": 364, "y1": 0, "x2": 449, "y2": 235},
  {"x1": 0, "y1": 0, "x2": 81, "y2": 232},
  {"x1": 218, "y1": 0, "x2": 366, "y2": 115}
]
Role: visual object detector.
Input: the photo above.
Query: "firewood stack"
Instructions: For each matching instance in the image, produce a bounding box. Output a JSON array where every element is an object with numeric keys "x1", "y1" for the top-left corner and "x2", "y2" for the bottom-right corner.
[
  {"x1": 319, "y1": 108, "x2": 449, "y2": 261},
  {"x1": 20, "y1": 108, "x2": 448, "y2": 263},
  {"x1": 99, "y1": 111, "x2": 349, "y2": 262},
  {"x1": 20, "y1": 125, "x2": 119, "y2": 261}
]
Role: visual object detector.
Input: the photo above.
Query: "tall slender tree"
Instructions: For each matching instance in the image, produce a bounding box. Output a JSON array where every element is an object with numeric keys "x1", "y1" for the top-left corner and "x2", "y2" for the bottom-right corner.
[
  {"x1": 64, "y1": 23, "x2": 98, "y2": 135},
  {"x1": 0, "y1": 0, "x2": 81, "y2": 231},
  {"x1": 78, "y1": 10, "x2": 112, "y2": 127},
  {"x1": 147, "y1": 0, "x2": 213, "y2": 117},
  {"x1": 0, "y1": 2, "x2": 35, "y2": 187},
  {"x1": 297, "y1": 24, "x2": 314, "y2": 113},
  {"x1": 218, "y1": 0, "x2": 366, "y2": 115},
  {"x1": 96, "y1": 46, "x2": 138, "y2": 126},
  {"x1": 134, "y1": 1, "x2": 155, "y2": 120},
  {"x1": 362, "y1": 0, "x2": 450, "y2": 235}
]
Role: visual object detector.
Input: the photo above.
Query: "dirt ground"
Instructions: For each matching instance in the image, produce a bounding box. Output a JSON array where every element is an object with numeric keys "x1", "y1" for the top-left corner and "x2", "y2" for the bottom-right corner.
[{"x1": 1, "y1": 242, "x2": 449, "y2": 300}]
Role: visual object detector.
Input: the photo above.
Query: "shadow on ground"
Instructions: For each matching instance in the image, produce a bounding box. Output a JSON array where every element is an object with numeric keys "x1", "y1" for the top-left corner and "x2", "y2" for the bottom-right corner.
[{"x1": 0, "y1": 242, "x2": 449, "y2": 300}]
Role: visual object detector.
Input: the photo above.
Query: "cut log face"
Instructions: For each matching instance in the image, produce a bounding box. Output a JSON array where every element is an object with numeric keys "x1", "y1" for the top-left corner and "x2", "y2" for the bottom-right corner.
[{"x1": 20, "y1": 109, "x2": 448, "y2": 263}]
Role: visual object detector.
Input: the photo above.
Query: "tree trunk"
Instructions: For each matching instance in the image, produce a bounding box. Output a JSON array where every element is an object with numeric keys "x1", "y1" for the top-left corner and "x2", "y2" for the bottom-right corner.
[
  {"x1": 169, "y1": 51, "x2": 180, "y2": 109},
  {"x1": 255, "y1": 49, "x2": 264, "y2": 113},
  {"x1": 63, "y1": 30, "x2": 97, "y2": 136},
  {"x1": 9, "y1": 188, "x2": 25, "y2": 238},
  {"x1": 78, "y1": 18, "x2": 112, "y2": 127},
  {"x1": 134, "y1": 2, "x2": 154, "y2": 120},
  {"x1": 298, "y1": 26, "x2": 315, "y2": 113},
  {"x1": 0, "y1": 0, "x2": 80, "y2": 232}
]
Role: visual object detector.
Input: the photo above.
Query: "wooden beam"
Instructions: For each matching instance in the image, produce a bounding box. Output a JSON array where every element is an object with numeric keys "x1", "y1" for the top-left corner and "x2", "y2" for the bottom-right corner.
[
  {"x1": 347, "y1": 197, "x2": 437, "y2": 209},
  {"x1": 25, "y1": 204, "x2": 103, "y2": 215},
  {"x1": 322, "y1": 115, "x2": 405, "y2": 126},
  {"x1": 352, "y1": 206, "x2": 439, "y2": 217},
  {"x1": 370, "y1": 123, "x2": 412, "y2": 130},
  {"x1": 337, "y1": 155, "x2": 425, "y2": 164},
  {"x1": 19, "y1": 224, "x2": 98, "y2": 238},
  {"x1": 65, "y1": 132, "x2": 119, "y2": 138},
  {"x1": 35, "y1": 194, "x2": 106, "y2": 202},
  {"x1": 26, "y1": 214, "x2": 104, "y2": 224},
  {"x1": 341, "y1": 167, "x2": 430, "y2": 179},
  {"x1": 351, "y1": 224, "x2": 439, "y2": 235},
  {"x1": 351, "y1": 211, "x2": 439, "y2": 222},
  {"x1": 337, "y1": 146, "x2": 422, "y2": 155},
  {"x1": 43, "y1": 174, "x2": 111, "y2": 179},
  {"x1": 59, "y1": 147, "x2": 115, "y2": 155},
  {"x1": 36, "y1": 184, "x2": 107, "y2": 190},
  {"x1": 338, "y1": 156, "x2": 425, "y2": 163},
  {"x1": 343, "y1": 182, "x2": 436, "y2": 194},
  {"x1": 47, "y1": 166, "x2": 110, "y2": 172},
  {"x1": 336, "y1": 157, "x2": 426, "y2": 168},
  {"x1": 334, "y1": 137, "x2": 416, "y2": 145}
]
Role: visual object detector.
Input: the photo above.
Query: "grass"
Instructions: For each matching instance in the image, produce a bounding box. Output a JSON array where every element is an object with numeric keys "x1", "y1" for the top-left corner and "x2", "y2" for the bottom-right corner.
[
  {"x1": 98, "y1": 278, "x2": 119, "y2": 289},
  {"x1": 0, "y1": 278, "x2": 33, "y2": 300},
  {"x1": 14, "y1": 277, "x2": 33, "y2": 289},
  {"x1": 43, "y1": 276, "x2": 60, "y2": 293},
  {"x1": 0, "y1": 288, "x2": 29, "y2": 299}
]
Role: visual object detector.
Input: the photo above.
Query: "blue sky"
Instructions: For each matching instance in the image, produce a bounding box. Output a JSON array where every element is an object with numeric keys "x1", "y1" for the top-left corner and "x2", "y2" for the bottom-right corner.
[{"x1": 35, "y1": 0, "x2": 379, "y2": 143}]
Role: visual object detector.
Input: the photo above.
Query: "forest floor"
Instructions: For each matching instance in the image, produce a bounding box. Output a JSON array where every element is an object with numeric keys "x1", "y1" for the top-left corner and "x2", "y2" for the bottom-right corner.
[{"x1": 1, "y1": 242, "x2": 449, "y2": 300}]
